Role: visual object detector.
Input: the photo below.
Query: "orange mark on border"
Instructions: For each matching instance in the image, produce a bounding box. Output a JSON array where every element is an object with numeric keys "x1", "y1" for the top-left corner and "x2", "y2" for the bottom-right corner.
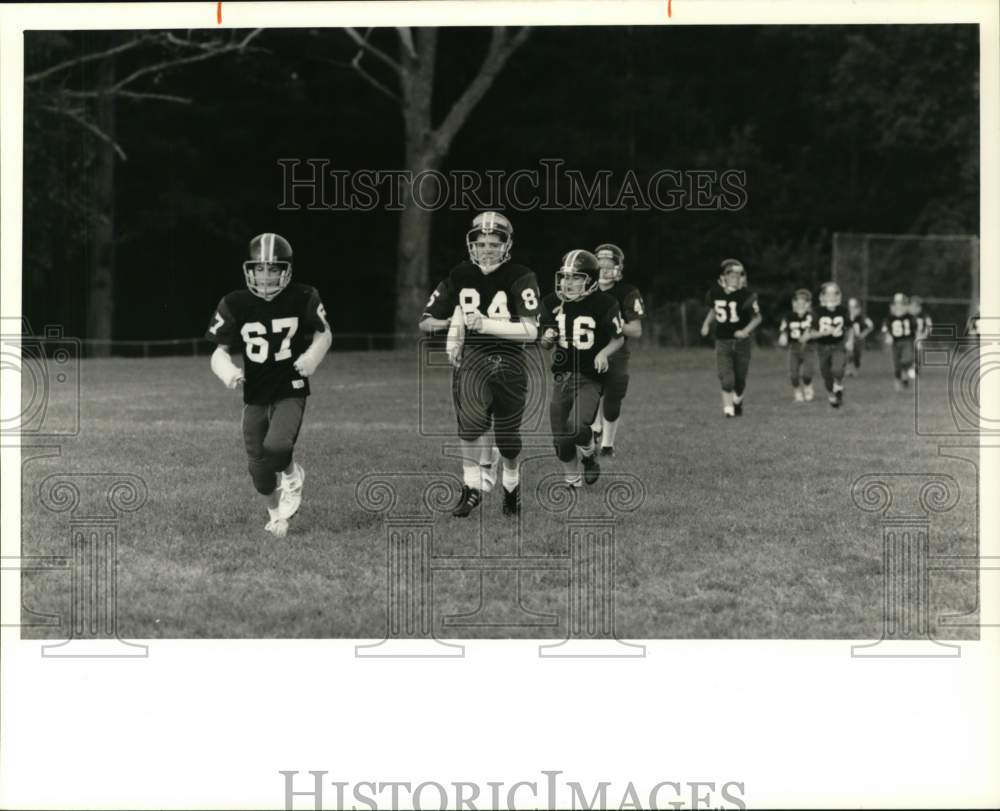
[
  {"x1": 217, "y1": 2, "x2": 222, "y2": 24},
  {"x1": 668, "y1": 0, "x2": 672, "y2": 17}
]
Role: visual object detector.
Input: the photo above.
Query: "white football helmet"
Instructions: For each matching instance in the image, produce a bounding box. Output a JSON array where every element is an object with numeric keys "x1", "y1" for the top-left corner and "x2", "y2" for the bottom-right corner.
[{"x1": 466, "y1": 211, "x2": 513, "y2": 273}]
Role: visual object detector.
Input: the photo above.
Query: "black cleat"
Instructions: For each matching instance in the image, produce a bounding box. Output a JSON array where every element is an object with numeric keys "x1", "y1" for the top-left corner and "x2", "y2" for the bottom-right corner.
[
  {"x1": 451, "y1": 486, "x2": 482, "y2": 518},
  {"x1": 836, "y1": 389, "x2": 844, "y2": 406},
  {"x1": 502, "y1": 484, "x2": 520, "y2": 517},
  {"x1": 829, "y1": 396, "x2": 841, "y2": 409},
  {"x1": 599, "y1": 446, "x2": 615, "y2": 458},
  {"x1": 901, "y1": 378, "x2": 910, "y2": 388},
  {"x1": 733, "y1": 401, "x2": 744, "y2": 416},
  {"x1": 581, "y1": 453, "x2": 601, "y2": 485}
]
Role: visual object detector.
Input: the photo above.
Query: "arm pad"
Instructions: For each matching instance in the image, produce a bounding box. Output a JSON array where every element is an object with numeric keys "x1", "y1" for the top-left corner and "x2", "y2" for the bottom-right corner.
[
  {"x1": 479, "y1": 317, "x2": 538, "y2": 342},
  {"x1": 210, "y1": 346, "x2": 242, "y2": 387}
]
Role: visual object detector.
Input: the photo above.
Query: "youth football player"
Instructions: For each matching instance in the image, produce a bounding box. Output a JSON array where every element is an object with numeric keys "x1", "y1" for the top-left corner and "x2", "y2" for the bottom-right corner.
[
  {"x1": 539, "y1": 250, "x2": 624, "y2": 488},
  {"x1": 777, "y1": 289, "x2": 816, "y2": 402},
  {"x1": 588, "y1": 243, "x2": 646, "y2": 457},
  {"x1": 419, "y1": 212, "x2": 540, "y2": 517},
  {"x1": 846, "y1": 297, "x2": 875, "y2": 377},
  {"x1": 810, "y1": 282, "x2": 853, "y2": 408},
  {"x1": 882, "y1": 292, "x2": 918, "y2": 390},
  {"x1": 205, "y1": 233, "x2": 332, "y2": 538},
  {"x1": 700, "y1": 258, "x2": 761, "y2": 417}
]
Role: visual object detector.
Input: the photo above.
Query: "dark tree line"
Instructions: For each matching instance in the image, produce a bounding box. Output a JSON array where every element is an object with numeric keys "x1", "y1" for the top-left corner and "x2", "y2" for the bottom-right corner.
[{"x1": 23, "y1": 25, "x2": 978, "y2": 347}]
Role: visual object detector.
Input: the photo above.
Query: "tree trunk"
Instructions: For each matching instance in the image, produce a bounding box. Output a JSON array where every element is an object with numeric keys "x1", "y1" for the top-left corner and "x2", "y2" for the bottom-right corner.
[
  {"x1": 395, "y1": 177, "x2": 437, "y2": 337},
  {"x1": 85, "y1": 50, "x2": 116, "y2": 358}
]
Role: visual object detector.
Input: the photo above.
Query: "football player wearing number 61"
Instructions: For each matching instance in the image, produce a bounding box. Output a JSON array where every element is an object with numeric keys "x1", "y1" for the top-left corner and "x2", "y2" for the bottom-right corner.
[
  {"x1": 810, "y1": 282, "x2": 853, "y2": 408},
  {"x1": 205, "y1": 233, "x2": 332, "y2": 538},
  {"x1": 700, "y1": 258, "x2": 762, "y2": 418},
  {"x1": 881, "y1": 292, "x2": 918, "y2": 391},
  {"x1": 539, "y1": 251, "x2": 624, "y2": 489},
  {"x1": 419, "y1": 212, "x2": 541, "y2": 518}
]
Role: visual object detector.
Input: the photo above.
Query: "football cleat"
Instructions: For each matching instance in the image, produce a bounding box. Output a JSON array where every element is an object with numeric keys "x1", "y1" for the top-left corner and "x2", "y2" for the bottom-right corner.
[
  {"x1": 599, "y1": 446, "x2": 616, "y2": 458},
  {"x1": 562, "y1": 477, "x2": 583, "y2": 489},
  {"x1": 793, "y1": 388, "x2": 805, "y2": 403},
  {"x1": 452, "y1": 486, "x2": 483, "y2": 518},
  {"x1": 907, "y1": 367, "x2": 916, "y2": 380},
  {"x1": 901, "y1": 377, "x2": 910, "y2": 389},
  {"x1": 278, "y1": 462, "x2": 305, "y2": 520},
  {"x1": 803, "y1": 383, "x2": 815, "y2": 401},
  {"x1": 733, "y1": 401, "x2": 744, "y2": 416},
  {"x1": 836, "y1": 389, "x2": 844, "y2": 406},
  {"x1": 581, "y1": 453, "x2": 601, "y2": 485},
  {"x1": 724, "y1": 407, "x2": 735, "y2": 418},
  {"x1": 829, "y1": 395, "x2": 840, "y2": 409},
  {"x1": 265, "y1": 509, "x2": 289, "y2": 539},
  {"x1": 502, "y1": 484, "x2": 520, "y2": 517}
]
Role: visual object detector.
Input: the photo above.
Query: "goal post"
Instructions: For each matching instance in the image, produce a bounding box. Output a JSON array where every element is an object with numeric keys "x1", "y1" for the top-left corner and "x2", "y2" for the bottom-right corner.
[{"x1": 831, "y1": 233, "x2": 979, "y2": 328}]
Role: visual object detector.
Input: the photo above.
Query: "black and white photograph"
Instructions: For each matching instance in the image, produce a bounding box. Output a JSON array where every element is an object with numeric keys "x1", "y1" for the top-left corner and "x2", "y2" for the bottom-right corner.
[{"x1": 2, "y1": 1, "x2": 998, "y2": 809}]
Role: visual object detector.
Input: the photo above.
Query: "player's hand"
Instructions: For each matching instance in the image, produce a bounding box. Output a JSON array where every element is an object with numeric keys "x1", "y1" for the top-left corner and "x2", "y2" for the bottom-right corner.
[
  {"x1": 778, "y1": 333, "x2": 788, "y2": 348},
  {"x1": 226, "y1": 369, "x2": 244, "y2": 390},
  {"x1": 446, "y1": 346, "x2": 462, "y2": 369},
  {"x1": 540, "y1": 327, "x2": 558, "y2": 349},
  {"x1": 464, "y1": 311, "x2": 483, "y2": 332},
  {"x1": 884, "y1": 334, "x2": 893, "y2": 346},
  {"x1": 733, "y1": 329, "x2": 747, "y2": 340},
  {"x1": 293, "y1": 355, "x2": 318, "y2": 377},
  {"x1": 700, "y1": 323, "x2": 710, "y2": 338},
  {"x1": 594, "y1": 351, "x2": 610, "y2": 374}
]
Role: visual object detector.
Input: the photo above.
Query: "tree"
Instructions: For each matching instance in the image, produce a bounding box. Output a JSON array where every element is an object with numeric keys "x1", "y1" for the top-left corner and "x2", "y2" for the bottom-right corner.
[
  {"x1": 24, "y1": 29, "x2": 263, "y2": 354},
  {"x1": 343, "y1": 27, "x2": 532, "y2": 337}
]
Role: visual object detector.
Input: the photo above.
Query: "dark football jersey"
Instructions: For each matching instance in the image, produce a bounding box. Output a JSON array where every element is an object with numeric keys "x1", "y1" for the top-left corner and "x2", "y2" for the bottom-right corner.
[
  {"x1": 811, "y1": 305, "x2": 851, "y2": 346},
  {"x1": 422, "y1": 260, "x2": 540, "y2": 355},
  {"x1": 599, "y1": 281, "x2": 645, "y2": 358},
  {"x1": 705, "y1": 285, "x2": 760, "y2": 339},
  {"x1": 914, "y1": 312, "x2": 932, "y2": 337},
  {"x1": 539, "y1": 291, "x2": 624, "y2": 380},
  {"x1": 205, "y1": 283, "x2": 329, "y2": 405},
  {"x1": 850, "y1": 313, "x2": 874, "y2": 337},
  {"x1": 883, "y1": 313, "x2": 918, "y2": 342},
  {"x1": 779, "y1": 310, "x2": 813, "y2": 343}
]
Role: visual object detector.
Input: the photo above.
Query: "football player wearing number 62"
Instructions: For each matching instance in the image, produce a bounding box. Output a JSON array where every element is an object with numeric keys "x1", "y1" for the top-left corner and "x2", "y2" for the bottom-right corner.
[
  {"x1": 809, "y1": 282, "x2": 853, "y2": 409},
  {"x1": 419, "y1": 212, "x2": 541, "y2": 518},
  {"x1": 700, "y1": 258, "x2": 762, "y2": 418},
  {"x1": 539, "y1": 251, "x2": 624, "y2": 489},
  {"x1": 205, "y1": 233, "x2": 332, "y2": 539}
]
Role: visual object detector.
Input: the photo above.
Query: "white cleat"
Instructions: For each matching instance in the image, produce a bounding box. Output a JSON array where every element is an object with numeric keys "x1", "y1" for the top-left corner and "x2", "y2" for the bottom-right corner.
[
  {"x1": 793, "y1": 388, "x2": 805, "y2": 403},
  {"x1": 907, "y1": 367, "x2": 916, "y2": 380},
  {"x1": 278, "y1": 462, "x2": 305, "y2": 520},
  {"x1": 265, "y1": 517, "x2": 288, "y2": 539},
  {"x1": 803, "y1": 384, "x2": 815, "y2": 402}
]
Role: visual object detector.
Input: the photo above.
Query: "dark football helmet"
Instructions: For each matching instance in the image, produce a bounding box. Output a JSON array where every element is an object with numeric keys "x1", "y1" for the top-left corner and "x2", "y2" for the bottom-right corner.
[
  {"x1": 595, "y1": 243, "x2": 625, "y2": 284},
  {"x1": 792, "y1": 288, "x2": 812, "y2": 316},
  {"x1": 466, "y1": 211, "x2": 513, "y2": 273},
  {"x1": 243, "y1": 233, "x2": 293, "y2": 301},
  {"x1": 819, "y1": 282, "x2": 843, "y2": 309},
  {"x1": 719, "y1": 258, "x2": 745, "y2": 293},
  {"x1": 556, "y1": 250, "x2": 600, "y2": 302}
]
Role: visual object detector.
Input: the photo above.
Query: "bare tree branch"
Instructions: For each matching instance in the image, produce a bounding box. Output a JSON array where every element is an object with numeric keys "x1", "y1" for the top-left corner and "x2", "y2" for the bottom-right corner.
[
  {"x1": 25, "y1": 35, "x2": 150, "y2": 83},
  {"x1": 61, "y1": 88, "x2": 193, "y2": 104},
  {"x1": 351, "y1": 54, "x2": 402, "y2": 102},
  {"x1": 434, "y1": 27, "x2": 531, "y2": 153},
  {"x1": 344, "y1": 27, "x2": 403, "y2": 74},
  {"x1": 44, "y1": 104, "x2": 127, "y2": 161}
]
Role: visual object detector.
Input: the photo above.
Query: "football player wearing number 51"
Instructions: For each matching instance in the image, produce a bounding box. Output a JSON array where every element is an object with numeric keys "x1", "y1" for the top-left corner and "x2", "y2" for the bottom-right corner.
[
  {"x1": 418, "y1": 212, "x2": 541, "y2": 518},
  {"x1": 539, "y1": 251, "x2": 624, "y2": 489},
  {"x1": 205, "y1": 233, "x2": 332, "y2": 538},
  {"x1": 700, "y1": 258, "x2": 762, "y2": 417}
]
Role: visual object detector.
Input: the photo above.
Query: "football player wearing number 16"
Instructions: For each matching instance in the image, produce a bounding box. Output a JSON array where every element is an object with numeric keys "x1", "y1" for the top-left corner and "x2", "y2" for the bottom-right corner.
[
  {"x1": 700, "y1": 259, "x2": 762, "y2": 418},
  {"x1": 419, "y1": 212, "x2": 541, "y2": 518},
  {"x1": 540, "y1": 251, "x2": 625, "y2": 489},
  {"x1": 205, "y1": 233, "x2": 332, "y2": 539}
]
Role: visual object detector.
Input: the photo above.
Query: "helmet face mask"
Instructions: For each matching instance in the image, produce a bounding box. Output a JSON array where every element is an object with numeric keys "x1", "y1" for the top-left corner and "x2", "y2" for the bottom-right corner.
[
  {"x1": 555, "y1": 250, "x2": 600, "y2": 302},
  {"x1": 792, "y1": 290, "x2": 812, "y2": 316},
  {"x1": 719, "y1": 259, "x2": 745, "y2": 293},
  {"x1": 819, "y1": 282, "x2": 842, "y2": 309},
  {"x1": 467, "y1": 211, "x2": 513, "y2": 273},
  {"x1": 595, "y1": 243, "x2": 624, "y2": 285},
  {"x1": 890, "y1": 292, "x2": 909, "y2": 317},
  {"x1": 243, "y1": 233, "x2": 293, "y2": 301}
]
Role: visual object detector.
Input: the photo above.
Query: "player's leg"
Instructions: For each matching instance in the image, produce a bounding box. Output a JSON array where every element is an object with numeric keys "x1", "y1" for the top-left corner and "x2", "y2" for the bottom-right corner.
[
  {"x1": 732, "y1": 337, "x2": 751, "y2": 415},
  {"x1": 451, "y1": 358, "x2": 492, "y2": 516},
  {"x1": 802, "y1": 347, "x2": 816, "y2": 401},
  {"x1": 901, "y1": 341, "x2": 916, "y2": 386},
  {"x1": 264, "y1": 398, "x2": 308, "y2": 521},
  {"x1": 789, "y1": 346, "x2": 803, "y2": 401},
  {"x1": 599, "y1": 355, "x2": 629, "y2": 454},
  {"x1": 716, "y1": 340, "x2": 737, "y2": 417},
  {"x1": 591, "y1": 395, "x2": 605, "y2": 442},
  {"x1": 242, "y1": 403, "x2": 285, "y2": 536},
  {"x1": 817, "y1": 345, "x2": 835, "y2": 402},
  {"x1": 549, "y1": 373, "x2": 582, "y2": 487},
  {"x1": 830, "y1": 346, "x2": 846, "y2": 407},
  {"x1": 491, "y1": 354, "x2": 530, "y2": 514},
  {"x1": 569, "y1": 376, "x2": 603, "y2": 484}
]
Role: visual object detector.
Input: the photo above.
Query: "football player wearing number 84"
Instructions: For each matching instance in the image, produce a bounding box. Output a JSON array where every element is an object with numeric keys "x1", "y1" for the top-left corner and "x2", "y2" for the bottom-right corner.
[
  {"x1": 700, "y1": 258, "x2": 762, "y2": 417},
  {"x1": 419, "y1": 212, "x2": 541, "y2": 518},
  {"x1": 539, "y1": 251, "x2": 625, "y2": 489},
  {"x1": 205, "y1": 233, "x2": 332, "y2": 539}
]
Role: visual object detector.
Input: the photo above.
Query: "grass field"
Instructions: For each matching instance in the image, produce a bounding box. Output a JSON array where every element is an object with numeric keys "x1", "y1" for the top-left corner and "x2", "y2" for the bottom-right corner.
[{"x1": 19, "y1": 341, "x2": 980, "y2": 639}]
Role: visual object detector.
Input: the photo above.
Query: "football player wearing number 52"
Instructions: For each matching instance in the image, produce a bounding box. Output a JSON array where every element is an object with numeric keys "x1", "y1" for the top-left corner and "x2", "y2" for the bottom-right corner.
[
  {"x1": 700, "y1": 258, "x2": 762, "y2": 418},
  {"x1": 205, "y1": 233, "x2": 332, "y2": 539},
  {"x1": 418, "y1": 212, "x2": 541, "y2": 518},
  {"x1": 539, "y1": 251, "x2": 624, "y2": 489}
]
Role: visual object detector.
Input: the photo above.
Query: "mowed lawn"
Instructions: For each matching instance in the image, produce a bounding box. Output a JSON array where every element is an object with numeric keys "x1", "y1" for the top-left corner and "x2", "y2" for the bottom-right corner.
[{"x1": 20, "y1": 343, "x2": 979, "y2": 639}]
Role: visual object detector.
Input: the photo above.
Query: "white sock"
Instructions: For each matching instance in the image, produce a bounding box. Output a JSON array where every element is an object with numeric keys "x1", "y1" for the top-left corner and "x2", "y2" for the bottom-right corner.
[
  {"x1": 833, "y1": 381, "x2": 844, "y2": 393},
  {"x1": 602, "y1": 417, "x2": 619, "y2": 447},
  {"x1": 502, "y1": 462, "x2": 519, "y2": 492},
  {"x1": 733, "y1": 393, "x2": 743, "y2": 405},
  {"x1": 721, "y1": 391, "x2": 734, "y2": 409},
  {"x1": 576, "y1": 436, "x2": 595, "y2": 459},
  {"x1": 562, "y1": 458, "x2": 581, "y2": 483},
  {"x1": 591, "y1": 399, "x2": 605, "y2": 433},
  {"x1": 463, "y1": 463, "x2": 481, "y2": 490}
]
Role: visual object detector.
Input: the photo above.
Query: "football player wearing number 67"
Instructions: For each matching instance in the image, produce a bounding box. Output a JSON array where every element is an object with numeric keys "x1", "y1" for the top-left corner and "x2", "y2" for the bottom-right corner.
[
  {"x1": 205, "y1": 233, "x2": 332, "y2": 539},
  {"x1": 700, "y1": 258, "x2": 761, "y2": 418},
  {"x1": 419, "y1": 212, "x2": 541, "y2": 518},
  {"x1": 809, "y1": 282, "x2": 853, "y2": 409},
  {"x1": 539, "y1": 251, "x2": 624, "y2": 489}
]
